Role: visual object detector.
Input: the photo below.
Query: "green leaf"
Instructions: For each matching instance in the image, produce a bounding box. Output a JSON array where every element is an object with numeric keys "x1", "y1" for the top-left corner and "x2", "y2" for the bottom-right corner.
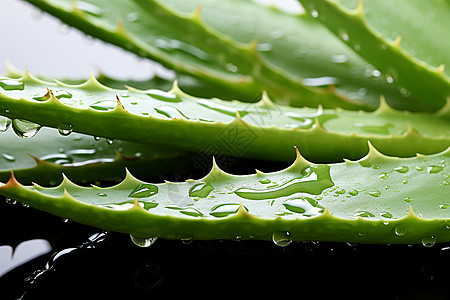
[
  {"x1": 0, "y1": 126, "x2": 194, "y2": 185},
  {"x1": 1, "y1": 145, "x2": 449, "y2": 244},
  {"x1": 23, "y1": 0, "x2": 261, "y2": 102},
  {"x1": 158, "y1": 0, "x2": 431, "y2": 111},
  {"x1": 299, "y1": 0, "x2": 450, "y2": 111},
  {"x1": 0, "y1": 73, "x2": 448, "y2": 163}
]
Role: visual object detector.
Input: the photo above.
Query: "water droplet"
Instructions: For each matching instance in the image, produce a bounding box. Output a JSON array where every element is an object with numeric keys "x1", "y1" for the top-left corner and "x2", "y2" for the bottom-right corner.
[
  {"x1": 285, "y1": 112, "x2": 320, "y2": 129},
  {"x1": 404, "y1": 197, "x2": 413, "y2": 203},
  {"x1": 210, "y1": 203, "x2": 241, "y2": 218},
  {"x1": 272, "y1": 231, "x2": 292, "y2": 247},
  {"x1": 386, "y1": 75, "x2": 394, "y2": 84},
  {"x1": 154, "y1": 105, "x2": 190, "y2": 119},
  {"x1": 2, "y1": 153, "x2": 15, "y2": 162},
  {"x1": 422, "y1": 236, "x2": 436, "y2": 248},
  {"x1": 53, "y1": 90, "x2": 73, "y2": 99},
  {"x1": 129, "y1": 183, "x2": 159, "y2": 198},
  {"x1": 57, "y1": 123, "x2": 73, "y2": 136},
  {"x1": 106, "y1": 138, "x2": 114, "y2": 145},
  {"x1": 335, "y1": 188, "x2": 345, "y2": 195},
  {"x1": 97, "y1": 193, "x2": 107, "y2": 198},
  {"x1": 197, "y1": 99, "x2": 248, "y2": 117},
  {"x1": 0, "y1": 78, "x2": 24, "y2": 90},
  {"x1": 394, "y1": 225, "x2": 408, "y2": 236},
  {"x1": 349, "y1": 190, "x2": 359, "y2": 196},
  {"x1": 146, "y1": 89, "x2": 181, "y2": 103},
  {"x1": 89, "y1": 100, "x2": 116, "y2": 111},
  {"x1": 339, "y1": 30, "x2": 349, "y2": 41},
  {"x1": 39, "y1": 153, "x2": 73, "y2": 164},
  {"x1": 311, "y1": 10, "x2": 319, "y2": 18},
  {"x1": 126, "y1": 12, "x2": 139, "y2": 22},
  {"x1": 5, "y1": 198, "x2": 16, "y2": 205},
  {"x1": 394, "y1": 166, "x2": 409, "y2": 173},
  {"x1": 179, "y1": 207, "x2": 203, "y2": 217},
  {"x1": 331, "y1": 54, "x2": 348, "y2": 64},
  {"x1": 380, "y1": 211, "x2": 393, "y2": 218},
  {"x1": 188, "y1": 182, "x2": 214, "y2": 198},
  {"x1": 302, "y1": 76, "x2": 337, "y2": 87},
  {"x1": 256, "y1": 43, "x2": 272, "y2": 52},
  {"x1": 130, "y1": 235, "x2": 158, "y2": 248},
  {"x1": 61, "y1": 218, "x2": 69, "y2": 223},
  {"x1": 440, "y1": 204, "x2": 449, "y2": 209},
  {"x1": 58, "y1": 23, "x2": 70, "y2": 34},
  {"x1": 427, "y1": 165, "x2": 444, "y2": 174},
  {"x1": 354, "y1": 210, "x2": 375, "y2": 218},
  {"x1": 0, "y1": 116, "x2": 11, "y2": 132},
  {"x1": 235, "y1": 165, "x2": 334, "y2": 200},
  {"x1": 354, "y1": 122, "x2": 394, "y2": 134},
  {"x1": 154, "y1": 38, "x2": 211, "y2": 61},
  {"x1": 259, "y1": 179, "x2": 271, "y2": 184},
  {"x1": 283, "y1": 197, "x2": 324, "y2": 217},
  {"x1": 76, "y1": 1, "x2": 102, "y2": 16},
  {"x1": 368, "y1": 190, "x2": 381, "y2": 197},
  {"x1": 11, "y1": 119, "x2": 42, "y2": 138},
  {"x1": 379, "y1": 173, "x2": 389, "y2": 180},
  {"x1": 225, "y1": 63, "x2": 238, "y2": 73}
]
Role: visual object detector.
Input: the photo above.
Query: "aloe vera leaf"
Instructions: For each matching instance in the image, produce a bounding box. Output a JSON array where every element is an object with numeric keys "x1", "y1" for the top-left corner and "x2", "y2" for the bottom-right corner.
[
  {"x1": 22, "y1": 0, "x2": 261, "y2": 102},
  {"x1": 299, "y1": 0, "x2": 450, "y2": 111},
  {"x1": 27, "y1": 0, "x2": 379, "y2": 111},
  {"x1": 1, "y1": 145, "x2": 449, "y2": 244},
  {"x1": 159, "y1": 0, "x2": 431, "y2": 112},
  {"x1": 0, "y1": 72, "x2": 449, "y2": 162},
  {"x1": 0, "y1": 126, "x2": 193, "y2": 185},
  {"x1": 133, "y1": 0, "x2": 371, "y2": 110}
]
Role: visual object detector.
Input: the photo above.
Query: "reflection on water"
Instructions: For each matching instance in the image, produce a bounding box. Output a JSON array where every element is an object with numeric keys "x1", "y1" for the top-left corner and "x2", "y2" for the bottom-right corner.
[{"x1": 0, "y1": 239, "x2": 51, "y2": 277}]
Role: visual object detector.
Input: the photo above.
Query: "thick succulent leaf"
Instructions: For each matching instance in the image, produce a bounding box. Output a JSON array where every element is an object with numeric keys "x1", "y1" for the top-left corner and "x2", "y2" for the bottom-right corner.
[
  {"x1": 1, "y1": 145, "x2": 449, "y2": 244},
  {"x1": 25, "y1": 0, "x2": 421, "y2": 111},
  {"x1": 0, "y1": 73, "x2": 448, "y2": 163},
  {"x1": 158, "y1": 0, "x2": 431, "y2": 111},
  {"x1": 299, "y1": 0, "x2": 450, "y2": 111},
  {"x1": 0, "y1": 126, "x2": 193, "y2": 185},
  {"x1": 133, "y1": 0, "x2": 367, "y2": 110},
  {"x1": 23, "y1": 0, "x2": 261, "y2": 102}
]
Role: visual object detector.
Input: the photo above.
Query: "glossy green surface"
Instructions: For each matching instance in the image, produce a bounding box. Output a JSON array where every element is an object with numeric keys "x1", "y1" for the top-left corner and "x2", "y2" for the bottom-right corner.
[
  {"x1": 0, "y1": 73, "x2": 448, "y2": 163},
  {"x1": 0, "y1": 145, "x2": 449, "y2": 243}
]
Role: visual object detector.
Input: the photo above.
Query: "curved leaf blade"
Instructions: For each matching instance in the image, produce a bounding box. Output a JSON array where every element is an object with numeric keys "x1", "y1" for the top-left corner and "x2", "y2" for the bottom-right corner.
[{"x1": 0, "y1": 145, "x2": 449, "y2": 244}]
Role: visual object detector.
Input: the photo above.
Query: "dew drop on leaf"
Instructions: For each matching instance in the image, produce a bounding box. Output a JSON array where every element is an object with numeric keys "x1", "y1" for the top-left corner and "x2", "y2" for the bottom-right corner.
[
  {"x1": 394, "y1": 166, "x2": 409, "y2": 173},
  {"x1": 188, "y1": 182, "x2": 214, "y2": 198},
  {"x1": 128, "y1": 183, "x2": 159, "y2": 198},
  {"x1": 0, "y1": 116, "x2": 11, "y2": 132},
  {"x1": 427, "y1": 165, "x2": 444, "y2": 174},
  {"x1": 89, "y1": 100, "x2": 117, "y2": 111},
  {"x1": 146, "y1": 89, "x2": 181, "y2": 103},
  {"x1": 1, "y1": 153, "x2": 15, "y2": 162},
  {"x1": 210, "y1": 203, "x2": 241, "y2": 218},
  {"x1": 76, "y1": 1, "x2": 102, "y2": 16},
  {"x1": 57, "y1": 123, "x2": 73, "y2": 136},
  {"x1": 368, "y1": 190, "x2": 381, "y2": 197},
  {"x1": 272, "y1": 231, "x2": 292, "y2": 247},
  {"x1": 394, "y1": 225, "x2": 408, "y2": 237},
  {"x1": 0, "y1": 78, "x2": 24, "y2": 90},
  {"x1": 422, "y1": 236, "x2": 436, "y2": 248},
  {"x1": 11, "y1": 119, "x2": 42, "y2": 138},
  {"x1": 130, "y1": 235, "x2": 158, "y2": 248}
]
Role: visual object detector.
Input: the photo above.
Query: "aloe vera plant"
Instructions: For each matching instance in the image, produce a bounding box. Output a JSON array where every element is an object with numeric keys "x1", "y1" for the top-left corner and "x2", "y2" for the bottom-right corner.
[{"x1": 0, "y1": 0, "x2": 449, "y2": 245}]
